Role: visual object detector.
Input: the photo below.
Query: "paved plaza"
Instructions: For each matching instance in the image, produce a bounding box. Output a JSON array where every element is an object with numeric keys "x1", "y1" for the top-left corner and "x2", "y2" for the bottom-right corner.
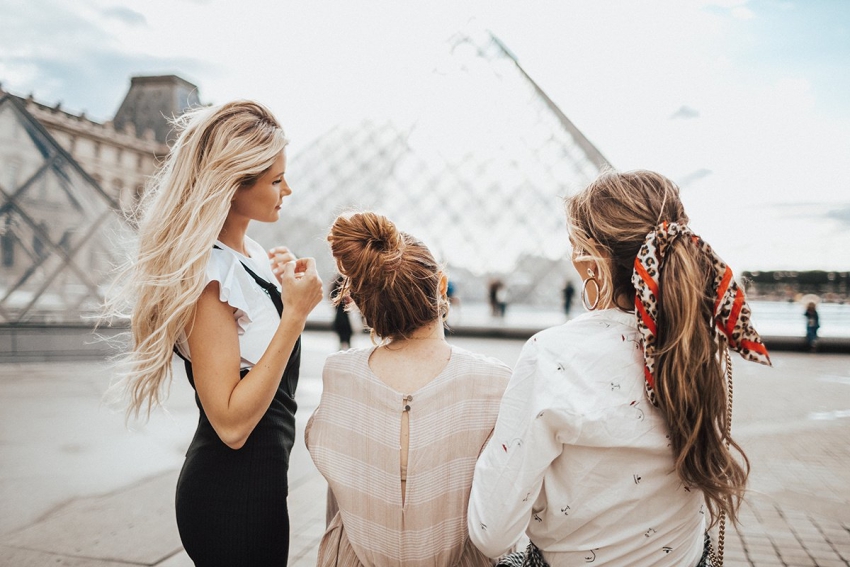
[{"x1": 1, "y1": 331, "x2": 849, "y2": 566}]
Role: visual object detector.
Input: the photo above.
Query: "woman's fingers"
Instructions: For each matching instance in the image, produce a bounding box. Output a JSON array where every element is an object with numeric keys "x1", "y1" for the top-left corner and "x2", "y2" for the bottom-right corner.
[
  {"x1": 268, "y1": 246, "x2": 292, "y2": 259},
  {"x1": 270, "y1": 246, "x2": 297, "y2": 282},
  {"x1": 280, "y1": 258, "x2": 323, "y2": 318},
  {"x1": 293, "y1": 257, "x2": 316, "y2": 275}
]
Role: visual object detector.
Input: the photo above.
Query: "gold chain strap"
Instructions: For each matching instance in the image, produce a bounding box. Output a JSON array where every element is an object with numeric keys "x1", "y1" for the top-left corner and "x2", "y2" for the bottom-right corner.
[{"x1": 708, "y1": 350, "x2": 733, "y2": 567}]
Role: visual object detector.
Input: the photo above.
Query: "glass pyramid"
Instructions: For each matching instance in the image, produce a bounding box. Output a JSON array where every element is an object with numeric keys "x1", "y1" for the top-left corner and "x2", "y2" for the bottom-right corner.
[
  {"x1": 0, "y1": 95, "x2": 129, "y2": 323},
  {"x1": 251, "y1": 31, "x2": 611, "y2": 306}
]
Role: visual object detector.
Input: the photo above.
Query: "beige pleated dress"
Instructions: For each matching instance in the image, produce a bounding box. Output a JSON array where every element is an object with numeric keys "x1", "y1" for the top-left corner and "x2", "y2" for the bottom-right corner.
[{"x1": 305, "y1": 345, "x2": 510, "y2": 567}]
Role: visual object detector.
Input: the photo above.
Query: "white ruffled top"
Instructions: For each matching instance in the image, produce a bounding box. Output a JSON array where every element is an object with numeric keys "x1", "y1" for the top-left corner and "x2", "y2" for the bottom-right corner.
[{"x1": 175, "y1": 236, "x2": 281, "y2": 369}]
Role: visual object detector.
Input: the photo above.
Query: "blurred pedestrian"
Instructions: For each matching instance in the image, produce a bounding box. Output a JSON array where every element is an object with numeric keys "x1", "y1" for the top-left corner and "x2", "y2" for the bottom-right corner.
[
  {"x1": 495, "y1": 280, "x2": 508, "y2": 318},
  {"x1": 308, "y1": 211, "x2": 510, "y2": 566},
  {"x1": 562, "y1": 279, "x2": 575, "y2": 316},
  {"x1": 446, "y1": 277, "x2": 462, "y2": 324},
  {"x1": 488, "y1": 279, "x2": 500, "y2": 317},
  {"x1": 331, "y1": 274, "x2": 353, "y2": 350},
  {"x1": 108, "y1": 101, "x2": 323, "y2": 566},
  {"x1": 469, "y1": 170, "x2": 771, "y2": 567},
  {"x1": 804, "y1": 301, "x2": 820, "y2": 351}
]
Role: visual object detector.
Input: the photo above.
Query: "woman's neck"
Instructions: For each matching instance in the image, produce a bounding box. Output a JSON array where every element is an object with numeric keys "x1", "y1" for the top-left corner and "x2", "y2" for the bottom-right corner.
[
  {"x1": 386, "y1": 320, "x2": 447, "y2": 349},
  {"x1": 370, "y1": 320, "x2": 451, "y2": 394},
  {"x1": 218, "y1": 215, "x2": 250, "y2": 255}
]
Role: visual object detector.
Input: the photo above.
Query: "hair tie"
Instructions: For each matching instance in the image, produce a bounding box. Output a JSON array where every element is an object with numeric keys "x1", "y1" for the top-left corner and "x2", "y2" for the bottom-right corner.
[{"x1": 632, "y1": 221, "x2": 771, "y2": 406}]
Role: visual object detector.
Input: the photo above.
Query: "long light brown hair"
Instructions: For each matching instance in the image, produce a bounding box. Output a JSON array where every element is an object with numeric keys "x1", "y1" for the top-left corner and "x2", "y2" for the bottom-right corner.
[
  {"x1": 327, "y1": 211, "x2": 448, "y2": 342},
  {"x1": 566, "y1": 169, "x2": 749, "y2": 526},
  {"x1": 107, "y1": 101, "x2": 287, "y2": 419}
]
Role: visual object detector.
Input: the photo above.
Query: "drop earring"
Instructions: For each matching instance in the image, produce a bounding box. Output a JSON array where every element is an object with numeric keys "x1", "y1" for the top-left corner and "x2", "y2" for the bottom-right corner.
[{"x1": 581, "y1": 268, "x2": 600, "y2": 311}]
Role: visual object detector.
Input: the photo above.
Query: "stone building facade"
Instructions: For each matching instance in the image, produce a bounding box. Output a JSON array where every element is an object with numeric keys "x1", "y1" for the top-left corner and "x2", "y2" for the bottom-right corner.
[{"x1": 0, "y1": 74, "x2": 200, "y2": 210}]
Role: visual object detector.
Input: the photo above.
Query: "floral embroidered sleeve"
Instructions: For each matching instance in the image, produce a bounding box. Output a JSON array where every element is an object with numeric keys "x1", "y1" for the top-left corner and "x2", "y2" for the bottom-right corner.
[{"x1": 467, "y1": 335, "x2": 579, "y2": 558}]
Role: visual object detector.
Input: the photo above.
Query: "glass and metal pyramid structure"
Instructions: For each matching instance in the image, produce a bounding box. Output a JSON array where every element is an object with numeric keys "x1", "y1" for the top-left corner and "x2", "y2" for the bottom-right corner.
[
  {"x1": 0, "y1": 94, "x2": 128, "y2": 324},
  {"x1": 252, "y1": 30, "x2": 611, "y2": 305}
]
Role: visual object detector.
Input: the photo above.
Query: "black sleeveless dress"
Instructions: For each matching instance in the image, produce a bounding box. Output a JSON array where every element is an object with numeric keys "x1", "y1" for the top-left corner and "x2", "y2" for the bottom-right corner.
[{"x1": 175, "y1": 256, "x2": 300, "y2": 567}]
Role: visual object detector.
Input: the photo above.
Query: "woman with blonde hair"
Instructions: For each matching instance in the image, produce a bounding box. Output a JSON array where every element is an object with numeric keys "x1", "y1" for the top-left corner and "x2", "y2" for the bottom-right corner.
[
  {"x1": 305, "y1": 211, "x2": 511, "y2": 566},
  {"x1": 109, "y1": 100, "x2": 323, "y2": 566},
  {"x1": 468, "y1": 170, "x2": 771, "y2": 566}
]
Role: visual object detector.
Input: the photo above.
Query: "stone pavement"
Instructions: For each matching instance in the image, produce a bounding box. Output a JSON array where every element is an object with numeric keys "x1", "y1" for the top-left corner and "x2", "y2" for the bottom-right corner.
[{"x1": 1, "y1": 331, "x2": 849, "y2": 566}]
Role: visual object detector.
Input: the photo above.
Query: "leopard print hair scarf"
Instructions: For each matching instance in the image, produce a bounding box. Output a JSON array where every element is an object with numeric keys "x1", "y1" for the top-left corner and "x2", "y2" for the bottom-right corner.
[{"x1": 632, "y1": 221, "x2": 772, "y2": 406}]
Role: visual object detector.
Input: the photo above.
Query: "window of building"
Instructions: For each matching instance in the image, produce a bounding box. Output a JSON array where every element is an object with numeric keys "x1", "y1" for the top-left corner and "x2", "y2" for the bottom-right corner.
[
  {"x1": 33, "y1": 222, "x2": 48, "y2": 259},
  {"x1": 1, "y1": 223, "x2": 14, "y2": 268}
]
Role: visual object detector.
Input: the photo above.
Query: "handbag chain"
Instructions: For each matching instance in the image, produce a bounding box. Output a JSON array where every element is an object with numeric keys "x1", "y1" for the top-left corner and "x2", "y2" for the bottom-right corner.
[{"x1": 707, "y1": 349, "x2": 733, "y2": 567}]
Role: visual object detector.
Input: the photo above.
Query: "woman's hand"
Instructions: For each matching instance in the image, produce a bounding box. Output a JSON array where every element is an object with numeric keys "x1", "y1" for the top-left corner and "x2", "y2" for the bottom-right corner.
[
  {"x1": 280, "y1": 258, "x2": 323, "y2": 321},
  {"x1": 268, "y1": 246, "x2": 297, "y2": 284}
]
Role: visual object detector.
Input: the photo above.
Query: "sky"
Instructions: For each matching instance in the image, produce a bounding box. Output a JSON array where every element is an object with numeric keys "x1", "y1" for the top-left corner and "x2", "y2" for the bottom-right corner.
[{"x1": 1, "y1": 0, "x2": 848, "y2": 271}]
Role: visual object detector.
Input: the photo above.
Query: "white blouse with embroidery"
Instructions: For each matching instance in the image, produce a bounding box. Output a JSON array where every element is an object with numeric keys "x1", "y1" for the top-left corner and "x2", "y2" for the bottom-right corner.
[
  {"x1": 468, "y1": 309, "x2": 706, "y2": 567},
  {"x1": 175, "y1": 236, "x2": 281, "y2": 369}
]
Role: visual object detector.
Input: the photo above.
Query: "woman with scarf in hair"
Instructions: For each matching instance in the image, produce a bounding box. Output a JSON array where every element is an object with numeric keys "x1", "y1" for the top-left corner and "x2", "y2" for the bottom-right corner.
[{"x1": 468, "y1": 170, "x2": 771, "y2": 567}]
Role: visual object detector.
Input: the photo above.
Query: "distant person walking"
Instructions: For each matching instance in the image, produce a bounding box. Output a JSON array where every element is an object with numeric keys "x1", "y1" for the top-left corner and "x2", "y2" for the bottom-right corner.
[
  {"x1": 331, "y1": 274, "x2": 353, "y2": 350},
  {"x1": 446, "y1": 278, "x2": 462, "y2": 324},
  {"x1": 495, "y1": 280, "x2": 508, "y2": 318},
  {"x1": 562, "y1": 279, "x2": 575, "y2": 316},
  {"x1": 488, "y1": 279, "x2": 501, "y2": 317},
  {"x1": 108, "y1": 101, "x2": 323, "y2": 566},
  {"x1": 805, "y1": 301, "x2": 820, "y2": 351}
]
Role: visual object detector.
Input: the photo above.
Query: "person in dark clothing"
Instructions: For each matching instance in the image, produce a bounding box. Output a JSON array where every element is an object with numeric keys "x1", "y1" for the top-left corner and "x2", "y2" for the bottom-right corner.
[
  {"x1": 804, "y1": 302, "x2": 820, "y2": 351},
  {"x1": 331, "y1": 274, "x2": 353, "y2": 349},
  {"x1": 563, "y1": 280, "x2": 575, "y2": 316},
  {"x1": 488, "y1": 279, "x2": 500, "y2": 317}
]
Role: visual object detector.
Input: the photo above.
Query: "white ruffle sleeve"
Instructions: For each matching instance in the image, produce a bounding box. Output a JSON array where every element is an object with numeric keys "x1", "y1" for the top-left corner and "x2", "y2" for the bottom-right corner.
[
  {"x1": 175, "y1": 240, "x2": 280, "y2": 367},
  {"x1": 204, "y1": 248, "x2": 255, "y2": 335}
]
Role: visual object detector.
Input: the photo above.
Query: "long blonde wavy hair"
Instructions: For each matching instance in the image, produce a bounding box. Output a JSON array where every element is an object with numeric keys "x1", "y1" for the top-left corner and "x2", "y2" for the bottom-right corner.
[
  {"x1": 107, "y1": 100, "x2": 288, "y2": 419},
  {"x1": 566, "y1": 170, "x2": 749, "y2": 527}
]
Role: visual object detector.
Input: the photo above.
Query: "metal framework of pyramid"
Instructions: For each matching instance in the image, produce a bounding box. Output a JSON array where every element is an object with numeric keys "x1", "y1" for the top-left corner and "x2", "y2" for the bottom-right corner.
[
  {"x1": 0, "y1": 95, "x2": 128, "y2": 324},
  {"x1": 252, "y1": 31, "x2": 611, "y2": 305}
]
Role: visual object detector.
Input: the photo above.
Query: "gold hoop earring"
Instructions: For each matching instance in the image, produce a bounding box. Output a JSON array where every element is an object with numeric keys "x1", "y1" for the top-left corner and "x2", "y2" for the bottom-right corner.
[{"x1": 581, "y1": 268, "x2": 600, "y2": 311}]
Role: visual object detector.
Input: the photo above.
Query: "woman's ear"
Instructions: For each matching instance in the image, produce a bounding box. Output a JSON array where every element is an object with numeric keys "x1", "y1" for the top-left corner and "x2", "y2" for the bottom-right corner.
[{"x1": 439, "y1": 273, "x2": 449, "y2": 297}]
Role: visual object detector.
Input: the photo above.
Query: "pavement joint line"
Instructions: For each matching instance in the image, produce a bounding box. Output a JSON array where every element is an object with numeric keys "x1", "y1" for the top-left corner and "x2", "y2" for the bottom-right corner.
[
  {"x1": 5, "y1": 469, "x2": 178, "y2": 538},
  {"x1": 0, "y1": 543, "x2": 150, "y2": 566},
  {"x1": 148, "y1": 547, "x2": 186, "y2": 566}
]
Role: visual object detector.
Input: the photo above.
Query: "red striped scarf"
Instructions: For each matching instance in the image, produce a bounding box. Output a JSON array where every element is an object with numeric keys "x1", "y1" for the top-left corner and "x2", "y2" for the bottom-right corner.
[{"x1": 632, "y1": 221, "x2": 771, "y2": 406}]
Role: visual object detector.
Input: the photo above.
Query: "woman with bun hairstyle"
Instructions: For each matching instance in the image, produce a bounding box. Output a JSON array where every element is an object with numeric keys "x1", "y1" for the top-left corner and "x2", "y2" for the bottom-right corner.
[
  {"x1": 108, "y1": 101, "x2": 323, "y2": 566},
  {"x1": 468, "y1": 170, "x2": 771, "y2": 566},
  {"x1": 306, "y1": 211, "x2": 511, "y2": 567}
]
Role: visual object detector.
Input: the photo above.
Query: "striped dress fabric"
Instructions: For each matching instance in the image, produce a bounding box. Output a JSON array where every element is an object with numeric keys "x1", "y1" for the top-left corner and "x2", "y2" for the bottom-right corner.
[{"x1": 305, "y1": 345, "x2": 511, "y2": 567}]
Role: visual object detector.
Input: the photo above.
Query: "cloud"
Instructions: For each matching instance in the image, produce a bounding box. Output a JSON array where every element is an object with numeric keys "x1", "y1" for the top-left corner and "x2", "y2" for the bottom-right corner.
[
  {"x1": 677, "y1": 168, "x2": 713, "y2": 187},
  {"x1": 0, "y1": 0, "x2": 209, "y2": 119},
  {"x1": 101, "y1": 6, "x2": 147, "y2": 27},
  {"x1": 826, "y1": 205, "x2": 850, "y2": 228},
  {"x1": 670, "y1": 105, "x2": 700, "y2": 119}
]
